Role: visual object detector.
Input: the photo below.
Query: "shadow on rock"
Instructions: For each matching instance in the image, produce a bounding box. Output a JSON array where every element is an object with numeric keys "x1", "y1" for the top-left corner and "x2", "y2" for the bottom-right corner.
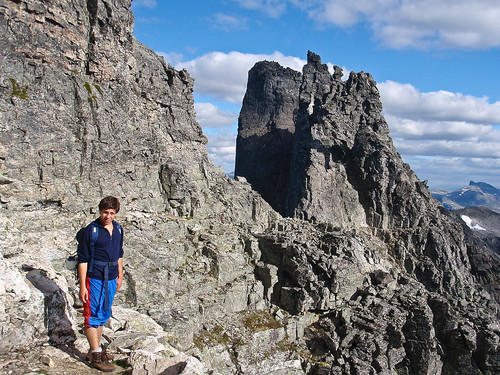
[
  {"x1": 25, "y1": 267, "x2": 76, "y2": 346},
  {"x1": 159, "y1": 361, "x2": 187, "y2": 375}
]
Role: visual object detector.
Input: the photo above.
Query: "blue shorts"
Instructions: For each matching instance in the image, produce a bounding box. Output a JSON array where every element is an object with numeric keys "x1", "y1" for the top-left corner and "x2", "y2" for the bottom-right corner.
[{"x1": 83, "y1": 277, "x2": 117, "y2": 328}]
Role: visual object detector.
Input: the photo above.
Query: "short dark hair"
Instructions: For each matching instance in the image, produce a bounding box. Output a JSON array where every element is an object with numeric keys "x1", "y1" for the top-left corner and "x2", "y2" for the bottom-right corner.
[{"x1": 98, "y1": 196, "x2": 120, "y2": 213}]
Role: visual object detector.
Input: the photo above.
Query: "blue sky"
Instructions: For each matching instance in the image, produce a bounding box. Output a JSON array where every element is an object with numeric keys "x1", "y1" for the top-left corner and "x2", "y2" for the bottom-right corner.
[{"x1": 131, "y1": 0, "x2": 500, "y2": 190}]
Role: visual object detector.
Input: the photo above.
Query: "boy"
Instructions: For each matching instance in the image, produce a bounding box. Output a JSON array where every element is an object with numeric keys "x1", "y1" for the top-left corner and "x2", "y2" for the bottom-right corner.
[{"x1": 78, "y1": 196, "x2": 124, "y2": 372}]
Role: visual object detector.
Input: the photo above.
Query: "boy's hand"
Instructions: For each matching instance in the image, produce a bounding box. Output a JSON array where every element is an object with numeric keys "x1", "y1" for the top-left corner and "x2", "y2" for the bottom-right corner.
[
  {"x1": 79, "y1": 287, "x2": 89, "y2": 303},
  {"x1": 116, "y1": 276, "x2": 123, "y2": 292}
]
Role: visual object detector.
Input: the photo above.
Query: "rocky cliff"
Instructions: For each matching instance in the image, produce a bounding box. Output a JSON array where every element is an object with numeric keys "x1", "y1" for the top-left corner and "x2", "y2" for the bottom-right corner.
[
  {"x1": 0, "y1": 0, "x2": 276, "y2": 373},
  {"x1": 1, "y1": 1, "x2": 499, "y2": 375},
  {"x1": 236, "y1": 51, "x2": 500, "y2": 373}
]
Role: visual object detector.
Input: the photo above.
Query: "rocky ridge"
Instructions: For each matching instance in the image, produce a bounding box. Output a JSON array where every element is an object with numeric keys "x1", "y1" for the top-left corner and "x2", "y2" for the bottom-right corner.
[
  {"x1": 236, "y1": 51, "x2": 500, "y2": 373},
  {"x1": 0, "y1": 1, "x2": 499, "y2": 375}
]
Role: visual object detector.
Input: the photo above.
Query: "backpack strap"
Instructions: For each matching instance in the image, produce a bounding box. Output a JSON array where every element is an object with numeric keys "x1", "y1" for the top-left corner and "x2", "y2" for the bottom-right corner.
[
  {"x1": 88, "y1": 223, "x2": 99, "y2": 274},
  {"x1": 116, "y1": 222, "x2": 122, "y2": 237},
  {"x1": 93, "y1": 259, "x2": 119, "y2": 311}
]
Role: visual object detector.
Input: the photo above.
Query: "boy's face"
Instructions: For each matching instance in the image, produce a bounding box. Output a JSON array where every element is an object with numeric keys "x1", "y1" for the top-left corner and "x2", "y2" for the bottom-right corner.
[{"x1": 99, "y1": 208, "x2": 117, "y2": 226}]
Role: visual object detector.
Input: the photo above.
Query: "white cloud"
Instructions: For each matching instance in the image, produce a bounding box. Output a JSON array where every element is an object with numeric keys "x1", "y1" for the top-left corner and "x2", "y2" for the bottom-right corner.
[
  {"x1": 379, "y1": 81, "x2": 500, "y2": 123},
  {"x1": 289, "y1": 0, "x2": 500, "y2": 50},
  {"x1": 394, "y1": 139, "x2": 500, "y2": 158},
  {"x1": 402, "y1": 156, "x2": 500, "y2": 189},
  {"x1": 176, "y1": 51, "x2": 305, "y2": 103},
  {"x1": 195, "y1": 102, "x2": 238, "y2": 129},
  {"x1": 131, "y1": 0, "x2": 157, "y2": 9},
  {"x1": 387, "y1": 117, "x2": 500, "y2": 142},
  {"x1": 205, "y1": 130, "x2": 237, "y2": 172},
  {"x1": 310, "y1": 0, "x2": 378, "y2": 27},
  {"x1": 231, "y1": 0, "x2": 288, "y2": 18},
  {"x1": 379, "y1": 80, "x2": 500, "y2": 167},
  {"x1": 210, "y1": 13, "x2": 248, "y2": 31},
  {"x1": 380, "y1": 80, "x2": 500, "y2": 187}
]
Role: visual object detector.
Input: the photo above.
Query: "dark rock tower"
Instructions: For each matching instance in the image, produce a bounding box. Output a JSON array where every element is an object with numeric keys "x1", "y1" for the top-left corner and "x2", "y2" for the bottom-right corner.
[{"x1": 235, "y1": 61, "x2": 301, "y2": 214}]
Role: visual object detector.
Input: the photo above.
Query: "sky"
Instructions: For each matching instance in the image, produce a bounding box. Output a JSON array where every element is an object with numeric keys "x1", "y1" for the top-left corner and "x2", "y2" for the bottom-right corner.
[{"x1": 130, "y1": 0, "x2": 500, "y2": 190}]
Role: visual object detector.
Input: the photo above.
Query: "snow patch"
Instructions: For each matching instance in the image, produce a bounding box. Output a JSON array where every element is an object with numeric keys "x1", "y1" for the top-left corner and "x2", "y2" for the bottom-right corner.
[{"x1": 461, "y1": 215, "x2": 486, "y2": 231}]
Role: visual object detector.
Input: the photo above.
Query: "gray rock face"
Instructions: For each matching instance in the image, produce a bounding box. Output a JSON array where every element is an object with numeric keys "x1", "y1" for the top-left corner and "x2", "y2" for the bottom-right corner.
[
  {"x1": 0, "y1": 1, "x2": 282, "y2": 373},
  {"x1": 1, "y1": 1, "x2": 499, "y2": 375},
  {"x1": 254, "y1": 219, "x2": 500, "y2": 374},
  {"x1": 0, "y1": 0, "x2": 200, "y2": 213},
  {"x1": 237, "y1": 51, "x2": 430, "y2": 230},
  {"x1": 456, "y1": 206, "x2": 500, "y2": 256},
  {"x1": 0, "y1": 252, "x2": 45, "y2": 352},
  {"x1": 453, "y1": 206, "x2": 500, "y2": 303}
]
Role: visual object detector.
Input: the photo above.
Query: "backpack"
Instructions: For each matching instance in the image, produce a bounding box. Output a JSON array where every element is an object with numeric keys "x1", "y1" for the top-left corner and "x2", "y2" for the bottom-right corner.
[{"x1": 66, "y1": 222, "x2": 122, "y2": 280}]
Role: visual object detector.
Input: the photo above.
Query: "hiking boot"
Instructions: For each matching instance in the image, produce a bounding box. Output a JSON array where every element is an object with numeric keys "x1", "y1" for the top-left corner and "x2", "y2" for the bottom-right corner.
[
  {"x1": 90, "y1": 351, "x2": 115, "y2": 372},
  {"x1": 86, "y1": 345, "x2": 115, "y2": 362},
  {"x1": 101, "y1": 344, "x2": 115, "y2": 361}
]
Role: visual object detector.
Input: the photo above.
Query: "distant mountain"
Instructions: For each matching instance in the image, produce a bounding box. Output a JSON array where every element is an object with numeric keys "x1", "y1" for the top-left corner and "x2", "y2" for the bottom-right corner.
[{"x1": 432, "y1": 181, "x2": 500, "y2": 213}]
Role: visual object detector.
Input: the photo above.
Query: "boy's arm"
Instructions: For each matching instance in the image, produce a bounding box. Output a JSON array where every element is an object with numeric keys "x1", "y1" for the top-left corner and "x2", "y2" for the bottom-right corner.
[
  {"x1": 116, "y1": 258, "x2": 123, "y2": 292},
  {"x1": 78, "y1": 262, "x2": 89, "y2": 303}
]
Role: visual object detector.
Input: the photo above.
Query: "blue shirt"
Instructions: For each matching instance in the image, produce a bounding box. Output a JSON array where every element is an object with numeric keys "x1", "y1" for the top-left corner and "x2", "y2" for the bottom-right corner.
[{"x1": 77, "y1": 219, "x2": 124, "y2": 280}]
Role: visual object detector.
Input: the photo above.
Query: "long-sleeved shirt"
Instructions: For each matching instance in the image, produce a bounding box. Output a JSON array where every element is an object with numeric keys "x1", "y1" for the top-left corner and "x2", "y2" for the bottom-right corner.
[{"x1": 77, "y1": 219, "x2": 124, "y2": 280}]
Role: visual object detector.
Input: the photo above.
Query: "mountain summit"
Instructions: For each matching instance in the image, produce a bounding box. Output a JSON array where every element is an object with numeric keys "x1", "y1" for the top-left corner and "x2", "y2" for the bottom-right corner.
[{"x1": 237, "y1": 51, "x2": 439, "y2": 232}]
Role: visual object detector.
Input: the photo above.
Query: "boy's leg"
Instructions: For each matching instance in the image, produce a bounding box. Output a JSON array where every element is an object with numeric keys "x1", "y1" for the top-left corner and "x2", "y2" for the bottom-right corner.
[
  {"x1": 85, "y1": 327, "x2": 101, "y2": 351},
  {"x1": 84, "y1": 325, "x2": 104, "y2": 350},
  {"x1": 83, "y1": 278, "x2": 116, "y2": 370},
  {"x1": 85, "y1": 325, "x2": 116, "y2": 363},
  {"x1": 84, "y1": 278, "x2": 105, "y2": 349},
  {"x1": 85, "y1": 324, "x2": 115, "y2": 371}
]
